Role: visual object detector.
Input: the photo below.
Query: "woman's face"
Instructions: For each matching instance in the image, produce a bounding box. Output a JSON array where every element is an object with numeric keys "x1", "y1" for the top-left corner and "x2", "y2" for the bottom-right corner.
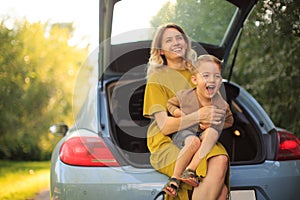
[
  {"x1": 160, "y1": 28, "x2": 187, "y2": 61},
  {"x1": 191, "y1": 61, "x2": 222, "y2": 100}
]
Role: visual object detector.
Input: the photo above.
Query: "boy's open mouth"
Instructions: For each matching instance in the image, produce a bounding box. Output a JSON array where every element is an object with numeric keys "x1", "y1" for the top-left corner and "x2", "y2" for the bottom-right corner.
[{"x1": 206, "y1": 85, "x2": 216, "y2": 95}]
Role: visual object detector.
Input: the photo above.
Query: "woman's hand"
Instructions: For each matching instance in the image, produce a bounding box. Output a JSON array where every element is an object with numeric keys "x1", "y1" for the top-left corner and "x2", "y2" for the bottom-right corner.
[{"x1": 198, "y1": 106, "x2": 226, "y2": 127}]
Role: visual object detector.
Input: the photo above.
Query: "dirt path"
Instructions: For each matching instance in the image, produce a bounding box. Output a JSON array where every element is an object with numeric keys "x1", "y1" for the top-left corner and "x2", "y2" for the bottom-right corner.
[{"x1": 33, "y1": 189, "x2": 50, "y2": 200}]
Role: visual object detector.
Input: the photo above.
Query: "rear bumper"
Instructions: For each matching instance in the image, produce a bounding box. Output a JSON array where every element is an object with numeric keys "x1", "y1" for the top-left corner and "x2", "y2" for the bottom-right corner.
[
  {"x1": 51, "y1": 160, "x2": 167, "y2": 200},
  {"x1": 51, "y1": 151, "x2": 300, "y2": 200},
  {"x1": 230, "y1": 160, "x2": 300, "y2": 200}
]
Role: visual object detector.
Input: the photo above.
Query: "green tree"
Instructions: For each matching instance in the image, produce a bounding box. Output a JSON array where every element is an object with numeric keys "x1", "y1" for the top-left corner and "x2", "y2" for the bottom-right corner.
[
  {"x1": 0, "y1": 18, "x2": 88, "y2": 160},
  {"x1": 231, "y1": 0, "x2": 300, "y2": 136},
  {"x1": 151, "y1": 0, "x2": 235, "y2": 43}
]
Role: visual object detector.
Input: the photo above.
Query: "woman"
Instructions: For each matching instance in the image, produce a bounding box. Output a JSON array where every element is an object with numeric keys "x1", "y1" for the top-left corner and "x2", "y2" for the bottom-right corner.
[{"x1": 143, "y1": 23, "x2": 229, "y2": 200}]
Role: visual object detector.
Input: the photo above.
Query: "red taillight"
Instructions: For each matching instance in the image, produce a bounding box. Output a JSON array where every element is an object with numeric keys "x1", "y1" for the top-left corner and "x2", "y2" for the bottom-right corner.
[
  {"x1": 276, "y1": 130, "x2": 300, "y2": 161},
  {"x1": 60, "y1": 136, "x2": 119, "y2": 167}
]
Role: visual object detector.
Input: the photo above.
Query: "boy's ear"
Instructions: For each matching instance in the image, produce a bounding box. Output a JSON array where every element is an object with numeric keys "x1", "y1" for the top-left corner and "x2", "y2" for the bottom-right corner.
[{"x1": 191, "y1": 75, "x2": 197, "y2": 85}]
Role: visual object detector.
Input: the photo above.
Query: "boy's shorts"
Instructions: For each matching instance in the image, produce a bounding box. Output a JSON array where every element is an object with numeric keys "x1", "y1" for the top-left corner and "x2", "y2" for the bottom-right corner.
[{"x1": 172, "y1": 129, "x2": 197, "y2": 149}]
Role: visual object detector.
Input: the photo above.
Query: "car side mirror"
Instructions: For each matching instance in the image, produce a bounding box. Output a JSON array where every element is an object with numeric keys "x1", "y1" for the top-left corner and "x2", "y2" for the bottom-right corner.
[{"x1": 49, "y1": 123, "x2": 69, "y2": 136}]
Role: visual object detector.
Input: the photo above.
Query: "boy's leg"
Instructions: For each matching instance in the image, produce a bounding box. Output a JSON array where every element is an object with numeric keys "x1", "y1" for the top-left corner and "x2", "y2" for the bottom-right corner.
[
  {"x1": 172, "y1": 131, "x2": 200, "y2": 179},
  {"x1": 151, "y1": 142, "x2": 193, "y2": 200},
  {"x1": 187, "y1": 127, "x2": 219, "y2": 170}
]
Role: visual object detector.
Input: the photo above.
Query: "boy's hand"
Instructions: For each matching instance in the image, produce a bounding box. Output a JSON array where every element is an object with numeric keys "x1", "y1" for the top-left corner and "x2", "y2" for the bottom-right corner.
[
  {"x1": 173, "y1": 108, "x2": 185, "y2": 117},
  {"x1": 199, "y1": 123, "x2": 209, "y2": 130}
]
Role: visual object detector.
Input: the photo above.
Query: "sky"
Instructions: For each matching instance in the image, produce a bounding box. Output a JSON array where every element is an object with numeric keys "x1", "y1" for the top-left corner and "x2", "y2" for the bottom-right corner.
[
  {"x1": 0, "y1": 0, "x2": 99, "y2": 50},
  {"x1": 0, "y1": 0, "x2": 171, "y2": 50}
]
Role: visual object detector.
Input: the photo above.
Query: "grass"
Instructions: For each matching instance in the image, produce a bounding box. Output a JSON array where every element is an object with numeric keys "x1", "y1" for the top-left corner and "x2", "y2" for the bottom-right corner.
[{"x1": 0, "y1": 160, "x2": 50, "y2": 200}]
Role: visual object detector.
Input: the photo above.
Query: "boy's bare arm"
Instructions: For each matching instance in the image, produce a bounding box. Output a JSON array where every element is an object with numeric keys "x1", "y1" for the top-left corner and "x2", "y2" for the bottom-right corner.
[{"x1": 167, "y1": 96, "x2": 182, "y2": 117}]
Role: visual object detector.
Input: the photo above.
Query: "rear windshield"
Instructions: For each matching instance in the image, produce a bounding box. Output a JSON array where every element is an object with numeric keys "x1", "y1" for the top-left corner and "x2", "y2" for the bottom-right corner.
[{"x1": 112, "y1": 0, "x2": 237, "y2": 45}]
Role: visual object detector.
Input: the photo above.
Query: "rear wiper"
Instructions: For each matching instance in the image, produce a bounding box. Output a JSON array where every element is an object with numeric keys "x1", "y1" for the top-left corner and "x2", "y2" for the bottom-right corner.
[{"x1": 228, "y1": 27, "x2": 244, "y2": 83}]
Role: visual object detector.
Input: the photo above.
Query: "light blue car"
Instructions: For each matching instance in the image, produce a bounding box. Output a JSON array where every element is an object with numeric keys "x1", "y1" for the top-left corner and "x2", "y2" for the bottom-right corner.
[{"x1": 50, "y1": 0, "x2": 300, "y2": 199}]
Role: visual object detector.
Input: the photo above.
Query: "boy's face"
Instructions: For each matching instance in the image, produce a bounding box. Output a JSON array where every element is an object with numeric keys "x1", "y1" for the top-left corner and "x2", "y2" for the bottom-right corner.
[{"x1": 191, "y1": 61, "x2": 222, "y2": 100}]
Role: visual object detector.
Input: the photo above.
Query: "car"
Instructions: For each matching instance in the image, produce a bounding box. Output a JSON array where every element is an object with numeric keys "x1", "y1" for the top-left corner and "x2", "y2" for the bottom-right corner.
[{"x1": 49, "y1": 0, "x2": 300, "y2": 199}]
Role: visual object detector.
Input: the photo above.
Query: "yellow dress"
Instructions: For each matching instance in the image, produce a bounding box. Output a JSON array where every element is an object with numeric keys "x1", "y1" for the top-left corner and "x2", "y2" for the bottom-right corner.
[{"x1": 143, "y1": 68, "x2": 230, "y2": 200}]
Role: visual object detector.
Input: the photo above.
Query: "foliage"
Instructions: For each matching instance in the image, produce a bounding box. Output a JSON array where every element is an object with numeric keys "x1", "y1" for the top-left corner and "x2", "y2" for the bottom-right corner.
[
  {"x1": 229, "y1": 0, "x2": 300, "y2": 136},
  {"x1": 0, "y1": 160, "x2": 50, "y2": 200},
  {"x1": 151, "y1": 0, "x2": 235, "y2": 44},
  {"x1": 151, "y1": 0, "x2": 299, "y2": 137},
  {"x1": 0, "y1": 18, "x2": 89, "y2": 160}
]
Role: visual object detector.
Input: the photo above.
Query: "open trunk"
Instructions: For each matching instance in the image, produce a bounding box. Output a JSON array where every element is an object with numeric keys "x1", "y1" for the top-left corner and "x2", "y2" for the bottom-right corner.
[{"x1": 105, "y1": 42, "x2": 264, "y2": 168}]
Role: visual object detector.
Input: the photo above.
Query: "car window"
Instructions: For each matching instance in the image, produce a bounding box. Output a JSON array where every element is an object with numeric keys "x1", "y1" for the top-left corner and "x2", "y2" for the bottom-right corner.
[{"x1": 111, "y1": 0, "x2": 237, "y2": 45}]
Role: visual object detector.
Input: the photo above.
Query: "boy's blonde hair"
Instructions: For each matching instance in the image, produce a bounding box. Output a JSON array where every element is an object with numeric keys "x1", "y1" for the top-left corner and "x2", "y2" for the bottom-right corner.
[{"x1": 188, "y1": 54, "x2": 223, "y2": 75}]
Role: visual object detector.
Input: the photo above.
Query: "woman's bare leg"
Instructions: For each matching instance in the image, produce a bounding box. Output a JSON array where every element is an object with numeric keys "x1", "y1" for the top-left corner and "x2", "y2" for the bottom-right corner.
[
  {"x1": 218, "y1": 184, "x2": 228, "y2": 200},
  {"x1": 192, "y1": 155, "x2": 228, "y2": 200}
]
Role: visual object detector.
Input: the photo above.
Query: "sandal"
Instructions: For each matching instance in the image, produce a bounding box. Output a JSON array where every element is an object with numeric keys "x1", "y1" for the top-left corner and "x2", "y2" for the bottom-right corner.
[
  {"x1": 163, "y1": 177, "x2": 181, "y2": 198},
  {"x1": 180, "y1": 168, "x2": 201, "y2": 187}
]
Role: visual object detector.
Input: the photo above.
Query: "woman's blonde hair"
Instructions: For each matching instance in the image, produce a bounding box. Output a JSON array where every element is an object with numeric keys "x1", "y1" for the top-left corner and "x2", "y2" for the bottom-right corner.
[{"x1": 147, "y1": 23, "x2": 196, "y2": 77}]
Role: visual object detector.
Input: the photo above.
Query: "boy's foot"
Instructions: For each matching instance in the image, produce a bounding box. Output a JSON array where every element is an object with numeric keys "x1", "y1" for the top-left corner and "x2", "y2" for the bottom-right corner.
[
  {"x1": 163, "y1": 177, "x2": 181, "y2": 197},
  {"x1": 180, "y1": 168, "x2": 201, "y2": 187}
]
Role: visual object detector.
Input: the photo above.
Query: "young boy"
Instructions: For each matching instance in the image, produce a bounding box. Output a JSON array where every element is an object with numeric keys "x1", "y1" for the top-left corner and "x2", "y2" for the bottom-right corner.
[{"x1": 164, "y1": 54, "x2": 234, "y2": 195}]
